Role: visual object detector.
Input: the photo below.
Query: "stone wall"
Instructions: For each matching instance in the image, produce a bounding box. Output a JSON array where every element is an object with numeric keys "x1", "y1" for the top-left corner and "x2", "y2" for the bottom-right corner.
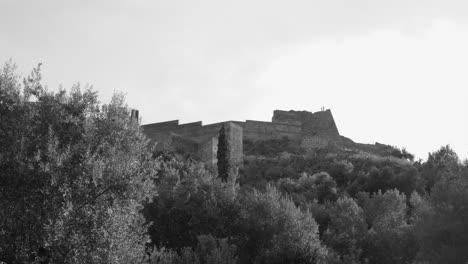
[
  {"x1": 272, "y1": 110, "x2": 303, "y2": 126},
  {"x1": 226, "y1": 122, "x2": 243, "y2": 166},
  {"x1": 195, "y1": 122, "x2": 243, "y2": 167},
  {"x1": 232, "y1": 120, "x2": 302, "y2": 141},
  {"x1": 142, "y1": 120, "x2": 179, "y2": 135},
  {"x1": 301, "y1": 110, "x2": 340, "y2": 138},
  {"x1": 141, "y1": 109, "x2": 338, "y2": 146},
  {"x1": 300, "y1": 136, "x2": 330, "y2": 151},
  {"x1": 198, "y1": 137, "x2": 217, "y2": 166},
  {"x1": 141, "y1": 109, "x2": 340, "y2": 166},
  {"x1": 172, "y1": 121, "x2": 203, "y2": 136},
  {"x1": 142, "y1": 120, "x2": 243, "y2": 167},
  {"x1": 238, "y1": 120, "x2": 277, "y2": 141},
  {"x1": 145, "y1": 132, "x2": 174, "y2": 150},
  {"x1": 172, "y1": 135, "x2": 198, "y2": 155},
  {"x1": 273, "y1": 122, "x2": 302, "y2": 139},
  {"x1": 272, "y1": 109, "x2": 340, "y2": 138}
]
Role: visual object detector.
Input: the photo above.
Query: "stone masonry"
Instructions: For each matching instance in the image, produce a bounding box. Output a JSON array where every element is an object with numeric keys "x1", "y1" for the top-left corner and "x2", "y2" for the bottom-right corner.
[{"x1": 141, "y1": 109, "x2": 340, "y2": 166}]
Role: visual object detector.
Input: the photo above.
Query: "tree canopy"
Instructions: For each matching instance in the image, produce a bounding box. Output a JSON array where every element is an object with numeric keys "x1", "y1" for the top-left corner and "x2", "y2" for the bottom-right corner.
[{"x1": 0, "y1": 61, "x2": 158, "y2": 263}]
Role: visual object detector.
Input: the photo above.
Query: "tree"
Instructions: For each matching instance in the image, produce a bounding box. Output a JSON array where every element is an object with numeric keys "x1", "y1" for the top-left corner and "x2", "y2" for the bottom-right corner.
[
  {"x1": 358, "y1": 189, "x2": 407, "y2": 232},
  {"x1": 414, "y1": 176, "x2": 468, "y2": 263},
  {"x1": 217, "y1": 124, "x2": 230, "y2": 181},
  {"x1": 0, "y1": 61, "x2": 158, "y2": 263},
  {"x1": 421, "y1": 145, "x2": 461, "y2": 191},
  {"x1": 236, "y1": 185, "x2": 332, "y2": 264},
  {"x1": 324, "y1": 197, "x2": 367, "y2": 263},
  {"x1": 143, "y1": 158, "x2": 240, "y2": 251},
  {"x1": 282, "y1": 172, "x2": 338, "y2": 204},
  {"x1": 357, "y1": 190, "x2": 418, "y2": 264}
]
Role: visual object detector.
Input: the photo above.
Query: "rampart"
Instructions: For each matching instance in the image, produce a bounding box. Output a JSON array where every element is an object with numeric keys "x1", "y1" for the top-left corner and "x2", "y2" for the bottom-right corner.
[
  {"x1": 141, "y1": 109, "x2": 340, "y2": 166},
  {"x1": 142, "y1": 121, "x2": 243, "y2": 166}
]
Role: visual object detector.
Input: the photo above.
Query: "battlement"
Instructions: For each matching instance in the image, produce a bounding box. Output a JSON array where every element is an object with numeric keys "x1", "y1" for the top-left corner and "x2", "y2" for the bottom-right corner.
[{"x1": 141, "y1": 109, "x2": 340, "y2": 166}]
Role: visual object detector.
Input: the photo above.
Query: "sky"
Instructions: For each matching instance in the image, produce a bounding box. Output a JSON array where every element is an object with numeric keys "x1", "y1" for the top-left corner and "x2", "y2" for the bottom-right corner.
[{"x1": 1, "y1": 0, "x2": 467, "y2": 160}]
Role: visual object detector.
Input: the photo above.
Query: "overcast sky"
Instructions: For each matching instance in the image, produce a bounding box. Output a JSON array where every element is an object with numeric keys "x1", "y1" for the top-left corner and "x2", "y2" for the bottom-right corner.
[{"x1": 1, "y1": 0, "x2": 467, "y2": 160}]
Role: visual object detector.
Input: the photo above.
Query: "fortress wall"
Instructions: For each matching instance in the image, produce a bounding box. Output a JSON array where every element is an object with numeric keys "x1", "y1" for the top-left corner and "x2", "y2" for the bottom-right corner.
[
  {"x1": 227, "y1": 122, "x2": 243, "y2": 166},
  {"x1": 189, "y1": 134, "x2": 216, "y2": 144},
  {"x1": 301, "y1": 136, "x2": 330, "y2": 151},
  {"x1": 181, "y1": 121, "x2": 243, "y2": 138},
  {"x1": 195, "y1": 122, "x2": 227, "y2": 136},
  {"x1": 273, "y1": 123, "x2": 302, "y2": 139},
  {"x1": 172, "y1": 135, "x2": 198, "y2": 154},
  {"x1": 171, "y1": 121, "x2": 230, "y2": 139},
  {"x1": 142, "y1": 114, "x2": 305, "y2": 144},
  {"x1": 141, "y1": 109, "x2": 339, "y2": 167},
  {"x1": 196, "y1": 122, "x2": 243, "y2": 167},
  {"x1": 301, "y1": 109, "x2": 340, "y2": 138},
  {"x1": 241, "y1": 120, "x2": 278, "y2": 141},
  {"x1": 272, "y1": 131, "x2": 302, "y2": 140},
  {"x1": 272, "y1": 110, "x2": 302, "y2": 126},
  {"x1": 271, "y1": 109, "x2": 339, "y2": 138},
  {"x1": 198, "y1": 137, "x2": 217, "y2": 166},
  {"x1": 144, "y1": 132, "x2": 174, "y2": 150},
  {"x1": 234, "y1": 120, "x2": 302, "y2": 141},
  {"x1": 171, "y1": 121, "x2": 203, "y2": 136},
  {"x1": 141, "y1": 120, "x2": 179, "y2": 134}
]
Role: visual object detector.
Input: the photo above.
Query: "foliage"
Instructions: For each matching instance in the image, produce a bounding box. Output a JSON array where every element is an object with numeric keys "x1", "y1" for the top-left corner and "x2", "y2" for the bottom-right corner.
[
  {"x1": 217, "y1": 125, "x2": 230, "y2": 181},
  {"x1": 323, "y1": 197, "x2": 366, "y2": 263},
  {"x1": 236, "y1": 185, "x2": 331, "y2": 264},
  {"x1": 414, "y1": 176, "x2": 468, "y2": 264},
  {"x1": 363, "y1": 225, "x2": 418, "y2": 264},
  {"x1": 0, "y1": 62, "x2": 157, "y2": 263},
  {"x1": 143, "y1": 159, "x2": 333, "y2": 264},
  {"x1": 143, "y1": 157, "x2": 240, "y2": 251},
  {"x1": 390, "y1": 147, "x2": 415, "y2": 161},
  {"x1": 242, "y1": 148, "x2": 421, "y2": 198},
  {"x1": 243, "y1": 137, "x2": 303, "y2": 157},
  {"x1": 358, "y1": 190, "x2": 418, "y2": 264},
  {"x1": 196, "y1": 235, "x2": 238, "y2": 264},
  {"x1": 276, "y1": 172, "x2": 338, "y2": 205},
  {"x1": 357, "y1": 189, "x2": 407, "y2": 231},
  {"x1": 149, "y1": 234, "x2": 237, "y2": 264},
  {"x1": 421, "y1": 145, "x2": 461, "y2": 192}
]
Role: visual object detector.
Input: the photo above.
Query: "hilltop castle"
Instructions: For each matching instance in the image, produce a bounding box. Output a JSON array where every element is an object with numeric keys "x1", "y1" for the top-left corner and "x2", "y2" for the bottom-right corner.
[{"x1": 141, "y1": 109, "x2": 340, "y2": 166}]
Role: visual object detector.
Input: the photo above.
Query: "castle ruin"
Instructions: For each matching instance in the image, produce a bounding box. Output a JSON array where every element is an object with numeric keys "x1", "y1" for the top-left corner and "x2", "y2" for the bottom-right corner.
[{"x1": 141, "y1": 109, "x2": 340, "y2": 166}]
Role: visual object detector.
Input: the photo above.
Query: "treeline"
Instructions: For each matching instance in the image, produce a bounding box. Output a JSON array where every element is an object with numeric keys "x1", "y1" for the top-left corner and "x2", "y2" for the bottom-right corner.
[{"x1": 1, "y1": 62, "x2": 468, "y2": 264}]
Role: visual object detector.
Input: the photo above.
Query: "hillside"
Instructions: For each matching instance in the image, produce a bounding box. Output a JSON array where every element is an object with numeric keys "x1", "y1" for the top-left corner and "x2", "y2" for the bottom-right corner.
[{"x1": 240, "y1": 136, "x2": 417, "y2": 195}]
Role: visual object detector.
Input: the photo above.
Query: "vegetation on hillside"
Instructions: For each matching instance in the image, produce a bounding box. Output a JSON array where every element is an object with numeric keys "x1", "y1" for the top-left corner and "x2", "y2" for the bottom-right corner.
[
  {"x1": 1, "y1": 61, "x2": 468, "y2": 264},
  {"x1": 217, "y1": 125, "x2": 230, "y2": 181}
]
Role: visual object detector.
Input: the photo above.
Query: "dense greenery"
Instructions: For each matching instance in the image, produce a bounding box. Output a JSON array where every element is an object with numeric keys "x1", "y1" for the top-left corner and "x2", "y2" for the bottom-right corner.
[
  {"x1": 1, "y1": 61, "x2": 468, "y2": 264},
  {"x1": 217, "y1": 125, "x2": 230, "y2": 181},
  {"x1": 0, "y1": 62, "x2": 158, "y2": 263}
]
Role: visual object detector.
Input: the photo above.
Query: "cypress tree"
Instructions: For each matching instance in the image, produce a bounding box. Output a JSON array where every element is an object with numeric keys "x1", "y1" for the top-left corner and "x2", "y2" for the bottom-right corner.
[{"x1": 217, "y1": 124, "x2": 230, "y2": 181}]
